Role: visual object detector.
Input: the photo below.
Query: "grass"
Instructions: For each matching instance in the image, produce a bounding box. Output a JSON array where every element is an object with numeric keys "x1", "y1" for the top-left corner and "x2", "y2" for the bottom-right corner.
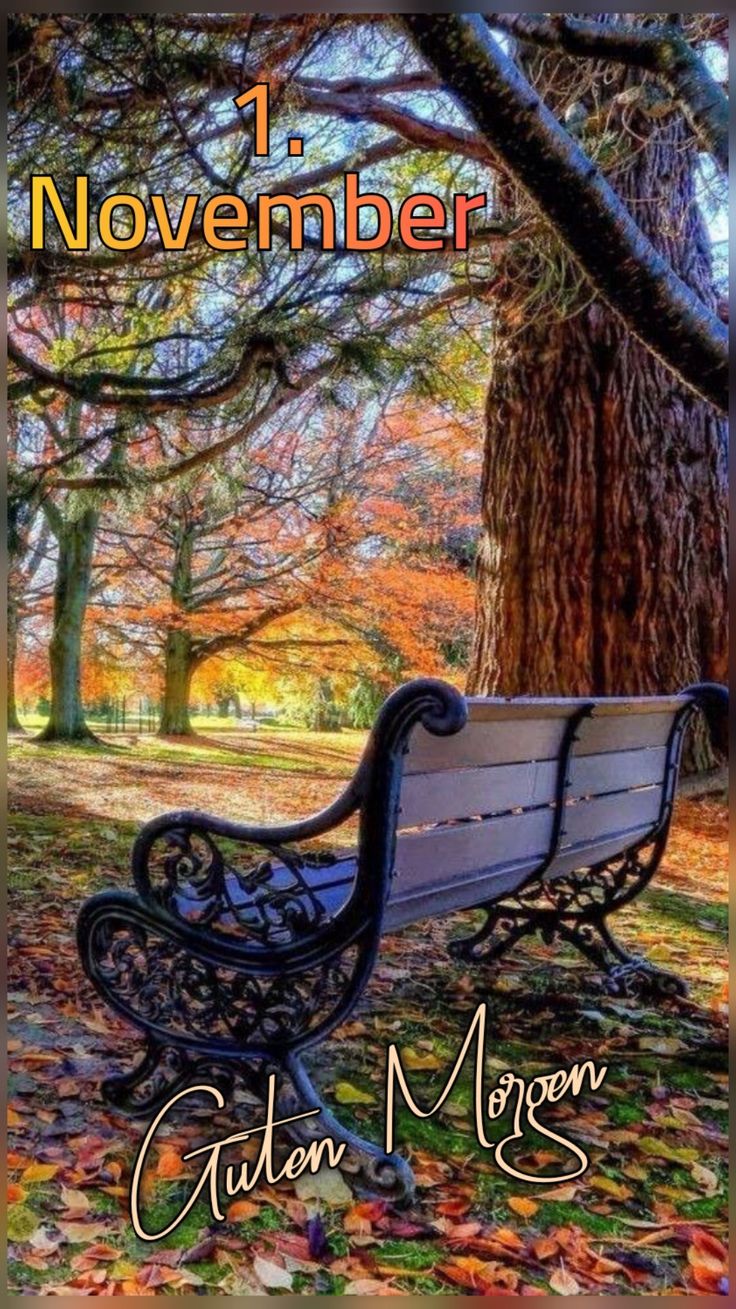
[
  {"x1": 17, "y1": 711, "x2": 291, "y2": 733},
  {"x1": 7, "y1": 811, "x2": 136, "y2": 892},
  {"x1": 643, "y1": 884, "x2": 728, "y2": 937},
  {"x1": 10, "y1": 719, "x2": 365, "y2": 778}
]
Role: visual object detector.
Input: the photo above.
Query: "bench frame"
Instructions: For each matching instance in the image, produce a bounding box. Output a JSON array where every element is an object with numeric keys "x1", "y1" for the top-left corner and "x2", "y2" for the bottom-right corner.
[{"x1": 77, "y1": 678, "x2": 726, "y2": 1200}]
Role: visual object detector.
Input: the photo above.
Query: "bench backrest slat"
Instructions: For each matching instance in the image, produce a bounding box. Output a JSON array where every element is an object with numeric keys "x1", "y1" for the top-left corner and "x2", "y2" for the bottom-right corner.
[
  {"x1": 384, "y1": 821, "x2": 659, "y2": 932},
  {"x1": 388, "y1": 696, "x2": 682, "y2": 919},
  {"x1": 560, "y1": 782, "x2": 663, "y2": 847},
  {"x1": 405, "y1": 701, "x2": 679, "y2": 774},
  {"x1": 399, "y1": 745, "x2": 667, "y2": 829},
  {"x1": 393, "y1": 781, "x2": 663, "y2": 897}
]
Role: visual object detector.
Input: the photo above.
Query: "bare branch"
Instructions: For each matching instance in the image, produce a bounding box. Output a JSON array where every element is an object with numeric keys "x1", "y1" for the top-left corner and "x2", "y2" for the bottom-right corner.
[
  {"x1": 487, "y1": 12, "x2": 728, "y2": 172},
  {"x1": 8, "y1": 334, "x2": 280, "y2": 412},
  {"x1": 402, "y1": 13, "x2": 728, "y2": 413}
]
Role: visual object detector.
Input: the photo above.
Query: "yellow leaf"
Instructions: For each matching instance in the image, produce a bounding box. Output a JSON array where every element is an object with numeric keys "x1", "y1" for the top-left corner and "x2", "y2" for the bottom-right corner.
[
  {"x1": 550, "y1": 1265, "x2": 581, "y2": 1295},
  {"x1": 108, "y1": 1260, "x2": 138, "y2": 1281},
  {"x1": 295, "y1": 1165, "x2": 352, "y2": 1206},
  {"x1": 607, "y1": 1129, "x2": 640, "y2": 1146},
  {"x1": 55, "y1": 1219, "x2": 111, "y2": 1244},
  {"x1": 623, "y1": 1163, "x2": 649, "y2": 1182},
  {"x1": 400, "y1": 1047, "x2": 442, "y2": 1071},
  {"x1": 452, "y1": 1255, "x2": 490, "y2": 1275},
  {"x1": 638, "y1": 1136, "x2": 698, "y2": 1164},
  {"x1": 334, "y1": 1081, "x2": 376, "y2": 1106},
  {"x1": 507, "y1": 1196, "x2": 539, "y2": 1218},
  {"x1": 654, "y1": 1184, "x2": 698, "y2": 1202},
  {"x1": 690, "y1": 1163, "x2": 720, "y2": 1197},
  {"x1": 21, "y1": 1163, "x2": 59, "y2": 1184},
  {"x1": 589, "y1": 1174, "x2": 633, "y2": 1201},
  {"x1": 534, "y1": 1182, "x2": 578, "y2": 1202},
  {"x1": 60, "y1": 1185, "x2": 91, "y2": 1216}
]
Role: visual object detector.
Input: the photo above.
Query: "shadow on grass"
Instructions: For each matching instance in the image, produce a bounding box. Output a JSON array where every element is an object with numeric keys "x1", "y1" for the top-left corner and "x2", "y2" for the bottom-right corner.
[{"x1": 643, "y1": 884, "x2": 727, "y2": 937}]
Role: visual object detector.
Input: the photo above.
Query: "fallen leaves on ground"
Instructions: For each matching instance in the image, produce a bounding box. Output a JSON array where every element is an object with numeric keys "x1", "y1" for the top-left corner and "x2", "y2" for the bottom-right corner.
[{"x1": 6, "y1": 748, "x2": 728, "y2": 1296}]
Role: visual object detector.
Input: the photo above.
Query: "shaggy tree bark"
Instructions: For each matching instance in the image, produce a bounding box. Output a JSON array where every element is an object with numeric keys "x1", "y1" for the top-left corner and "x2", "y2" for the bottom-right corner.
[
  {"x1": 38, "y1": 506, "x2": 99, "y2": 742},
  {"x1": 456, "y1": 36, "x2": 727, "y2": 767},
  {"x1": 7, "y1": 601, "x2": 24, "y2": 732}
]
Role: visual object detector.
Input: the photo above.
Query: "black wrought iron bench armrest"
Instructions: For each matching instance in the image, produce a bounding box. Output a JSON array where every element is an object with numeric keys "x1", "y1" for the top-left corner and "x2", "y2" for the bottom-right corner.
[
  {"x1": 77, "y1": 886, "x2": 353, "y2": 1057},
  {"x1": 129, "y1": 790, "x2": 366, "y2": 961},
  {"x1": 129, "y1": 679, "x2": 468, "y2": 955}
]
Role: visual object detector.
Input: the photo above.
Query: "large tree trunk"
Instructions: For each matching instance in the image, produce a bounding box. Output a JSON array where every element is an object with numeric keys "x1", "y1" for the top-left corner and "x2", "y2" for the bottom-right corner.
[
  {"x1": 38, "y1": 508, "x2": 99, "y2": 742},
  {"x1": 7, "y1": 600, "x2": 24, "y2": 733},
  {"x1": 468, "y1": 48, "x2": 727, "y2": 770},
  {"x1": 158, "y1": 517, "x2": 196, "y2": 736},
  {"x1": 159, "y1": 627, "x2": 195, "y2": 735}
]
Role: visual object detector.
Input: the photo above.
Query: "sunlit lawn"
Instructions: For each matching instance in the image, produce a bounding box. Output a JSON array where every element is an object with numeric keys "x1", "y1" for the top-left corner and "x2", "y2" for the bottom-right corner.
[{"x1": 8, "y1": 720, "x2": 368, "y2": 831}]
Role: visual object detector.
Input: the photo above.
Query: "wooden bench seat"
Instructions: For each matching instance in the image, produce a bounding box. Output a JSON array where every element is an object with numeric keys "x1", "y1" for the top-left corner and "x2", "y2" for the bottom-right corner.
[{"x1": 77, "y1": 677, "x2": 726, "y2": 1200}]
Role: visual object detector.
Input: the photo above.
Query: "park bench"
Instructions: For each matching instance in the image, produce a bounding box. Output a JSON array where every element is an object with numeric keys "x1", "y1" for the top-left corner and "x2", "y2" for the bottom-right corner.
[{"x1": 78, "y1": 677, "x2": 726, "y2": 1200}]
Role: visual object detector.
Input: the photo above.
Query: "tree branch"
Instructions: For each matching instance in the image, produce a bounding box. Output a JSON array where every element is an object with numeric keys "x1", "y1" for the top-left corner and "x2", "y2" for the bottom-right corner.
[
  {"x1": 46, "y1": 275, "x2": 495, "y2": 490},
  {"x1": 487, "y1": 12, "x2": 728, "y2": 172},
  {"x1": 402, "y1": 13, "x2": 728, "y2": 413},
  {"x1": 7, "y1": 137, "x2": 414, "y2": 282},
  {"x1": 8, "y1": 334, "x2": 280, "y2": 411},
  {"x1": 192, "y1": 601, "x2": 303, "y2": 662}
]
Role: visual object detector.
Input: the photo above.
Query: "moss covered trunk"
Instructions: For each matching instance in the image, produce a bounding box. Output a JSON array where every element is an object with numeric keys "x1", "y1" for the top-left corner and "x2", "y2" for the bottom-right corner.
[
  {"x1": 7, "y1": 599, "x2": 24, "y2": 733},
  {"x1": 158, "y1": 517, "x2": 196, "y2": 736},
  {"x1": 38, "y1": 508, "x2": 99, "y2": 742},
  {"x1": 159, "y1": 628, "x2": 195, "y2": 736}
]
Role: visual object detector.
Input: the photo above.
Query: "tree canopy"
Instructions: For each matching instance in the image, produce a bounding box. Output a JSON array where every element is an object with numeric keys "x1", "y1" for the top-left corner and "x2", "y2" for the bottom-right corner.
[{"x1": 7, "y1": 12, "x2": 727, "y2": 739}]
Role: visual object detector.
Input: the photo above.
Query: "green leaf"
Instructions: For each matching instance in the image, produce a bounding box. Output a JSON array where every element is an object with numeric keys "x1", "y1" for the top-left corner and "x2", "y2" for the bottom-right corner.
[{"x1": 7, "y1": 1204, "x2": 40, "y2": 1242}]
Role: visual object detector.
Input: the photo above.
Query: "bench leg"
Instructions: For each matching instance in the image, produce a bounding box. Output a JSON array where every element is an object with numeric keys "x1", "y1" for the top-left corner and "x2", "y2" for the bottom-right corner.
[
  {"x1": 102, "y1": 1038, "x2": 236, "y2": 1117},
  {"x1": 555, "y1": 915, "x2": 688, "y2": 1000},
  {"x1": 101, "y1": 1041, "x2": 414, "y2": 1202},
  {"x1": 450, "y1": 876, "x2": 687, "y2": 1001},
  {"x1": 449, "y1": 907, "x2": 537, "y2": 965},
  {"x1": 276, "y1": 1053, "x2": 416, "y2": 1204}
]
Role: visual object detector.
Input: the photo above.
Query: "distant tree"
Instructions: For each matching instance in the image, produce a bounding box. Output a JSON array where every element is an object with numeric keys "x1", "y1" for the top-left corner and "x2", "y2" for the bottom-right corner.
[
  {"x1": 305, "y1": 679, "x2": 343, "y2": 733},
  {"x1": 345, "y1": 673, "x2": 393, "y2": 730},
  {"x1": 8, "y1": 13, "x2": 490, "y2": 741},
  {"x1": 95, "y1": 399, "x2": 477, "y2": 734},
  {"x1": 7, "y1": 471, "x2": 48, "y2": 732}
]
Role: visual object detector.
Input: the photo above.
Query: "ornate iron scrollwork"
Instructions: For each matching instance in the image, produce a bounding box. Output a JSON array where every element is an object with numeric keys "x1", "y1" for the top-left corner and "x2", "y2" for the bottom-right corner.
[
  {"x1": 143, "y1": 824, "x2": 339, "y2": 948},
  {"x1": 450, "y1": 837, "x2": 687, "y2": 998},
  {"x1": 82, "y1": 900, "x2": 364, "y2": 1052},
  {"x1": 77, "y1": 679, "x2": 469, "y2": 1205}
]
